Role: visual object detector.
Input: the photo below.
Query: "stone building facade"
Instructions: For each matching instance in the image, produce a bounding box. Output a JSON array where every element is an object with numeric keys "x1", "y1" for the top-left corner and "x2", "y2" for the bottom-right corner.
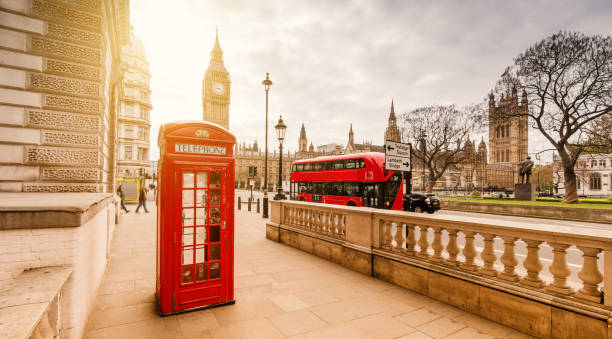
[
  {"x1": 489, "y1": 87, "x2": 528, "y2": 166},
  {"x1": 0, "y1": 0, "x2": 130, "y2": 193},
  {"x1": 554, "y1": 153, "x2": 612, "y2": 197},
  {"x1": 202, "y1": 29, "x2": 230, "y2": 130},
  {"x1": 117, "y1": 29, "x2": 152, "y2": 178}
]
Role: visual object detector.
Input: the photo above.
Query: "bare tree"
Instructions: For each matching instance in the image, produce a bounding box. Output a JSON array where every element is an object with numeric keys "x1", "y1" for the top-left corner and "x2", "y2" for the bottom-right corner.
[
  {"x1": 496, "y1": 31, "x2": 612, "y2": 203},
  {"x1": 400, "y1": 105, "x2": 485, "y2": 193}
]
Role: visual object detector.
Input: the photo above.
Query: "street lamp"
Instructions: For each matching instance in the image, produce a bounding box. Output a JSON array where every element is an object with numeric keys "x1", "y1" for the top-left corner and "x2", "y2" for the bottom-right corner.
[
  {"x1": 274, "y1": 115, "x2": 287, "y2": 200},
  {"x1": 419, "y1": 130, "x2": 427, "y2": 192},
  {"x1": 262, "y1": 73, "x2": 273, "y2": 218}
]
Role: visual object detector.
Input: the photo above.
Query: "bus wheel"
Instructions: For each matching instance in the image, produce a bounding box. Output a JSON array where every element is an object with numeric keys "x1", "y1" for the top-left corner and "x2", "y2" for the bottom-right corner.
[
  {"x1": 347, "y1": 201, "x2": 356, "y2": 207},
  {"x1": 414, "y1": 206, "x2": 423, "y2": 213}
]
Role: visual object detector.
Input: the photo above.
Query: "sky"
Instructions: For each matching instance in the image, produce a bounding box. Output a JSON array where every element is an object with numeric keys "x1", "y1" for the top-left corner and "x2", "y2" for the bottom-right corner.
[{"x1": 130, "y1": 0, "x2": 612, "y2": 164}]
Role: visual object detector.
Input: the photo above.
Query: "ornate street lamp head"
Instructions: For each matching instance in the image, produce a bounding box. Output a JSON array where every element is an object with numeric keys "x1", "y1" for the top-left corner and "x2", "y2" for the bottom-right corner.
[
  {"x1": 275, "y1": 115, "x2": 287, "y2": 143},
  {"x1": 262, "y1": 72, "x2": 273, "y2": 91}
]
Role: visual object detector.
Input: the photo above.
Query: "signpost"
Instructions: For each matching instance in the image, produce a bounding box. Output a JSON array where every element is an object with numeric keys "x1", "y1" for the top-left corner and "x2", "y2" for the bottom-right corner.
[{"x1": 385, "y1": 140, "x2": 412, "y2": 210}]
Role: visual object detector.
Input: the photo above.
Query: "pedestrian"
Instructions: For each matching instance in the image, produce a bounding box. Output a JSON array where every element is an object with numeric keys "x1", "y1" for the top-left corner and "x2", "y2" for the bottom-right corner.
[
  {"x1": 117, "y1": 183, "x2": 129, "y2": 214},
  {"x1": 135, "y1": 186, "x2": 149, "y2": 213}
]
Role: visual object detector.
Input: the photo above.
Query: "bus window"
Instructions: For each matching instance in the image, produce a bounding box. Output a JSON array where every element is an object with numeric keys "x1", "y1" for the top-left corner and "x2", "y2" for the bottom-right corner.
[
  {"x1": 330, "y1": 183, "x2": 342, "y2": 195},
  {"x1": 363, "y1": 183, "x2": 381, "y2": 207},
  {"x1": 345, "y1": 160, "x2": 356, "y2": 169},
  {"x1": 345, "y1": 182, "x2": 360, "y2": 197},
  {"x1": 314, "y1": 183, "x2": 322, "y2": 194},
  {"x1": 296, "y1": 164, "x2": 303, "y2": 171},
  {"x1": 299, "y1": 182, "x2": 307, "y2": 194},
  {"x1": 323, "y1": 162, "x2": 332, "y2": 170},
  {"x1": 313, "y1": 162, "x2": 323, "y2": 170},
  {"x1": 333, "y1": 161, "x2": 344, "y2": 170},
  {"x1": 383, "y1": 173, "x2": 402, "y2": 209},
  {"x1": 358, "y1": 159, "x2": 365, "y2": 168},
  {"x1": 304, "y1": 163, "x2": 312, "y2": 171}
]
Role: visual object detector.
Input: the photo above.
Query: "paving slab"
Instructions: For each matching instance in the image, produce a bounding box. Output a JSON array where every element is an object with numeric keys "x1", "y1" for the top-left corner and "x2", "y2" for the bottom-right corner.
[{"x1": 83, "y1": 208, "x2": 529, "y2": 338}]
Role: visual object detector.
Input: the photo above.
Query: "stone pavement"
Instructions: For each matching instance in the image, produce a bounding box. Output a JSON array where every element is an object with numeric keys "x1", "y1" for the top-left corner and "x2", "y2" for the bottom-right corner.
[{"x1": 83, "y1": 208, "x2": 532, "y2": 338}]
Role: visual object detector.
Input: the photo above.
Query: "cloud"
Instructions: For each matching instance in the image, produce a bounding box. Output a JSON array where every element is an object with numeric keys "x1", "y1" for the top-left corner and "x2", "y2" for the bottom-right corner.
[{"x1": 130, "y1": 0, "x2": 612, "y2": 163}]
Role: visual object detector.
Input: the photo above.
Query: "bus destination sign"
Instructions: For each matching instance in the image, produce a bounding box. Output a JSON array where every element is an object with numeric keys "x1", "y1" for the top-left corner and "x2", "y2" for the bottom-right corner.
[
  {"x1": 174, "y1": 143, "x2": 226, "y2": 155},
  {"x1": 384, "y1": 140, "x2": 411, "y2": 172}
]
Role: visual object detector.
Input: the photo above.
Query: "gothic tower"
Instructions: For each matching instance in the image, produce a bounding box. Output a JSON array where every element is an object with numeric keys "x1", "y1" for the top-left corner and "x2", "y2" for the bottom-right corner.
[
  {"x1": 298, "y1": 124, "x2": 307, "y2": 152},
  {"x1": 384, "y1": 99, "x2": 401, "y2": 142},
  {"x1": 203, "y1": 29, "x2": 231, "y2": 129},
  {"x1": 488, "y1": 86, "x2": 528, "y2": 166},
  {"x1": 348, "y1": 124, "x2": 354, "y2": 146}
]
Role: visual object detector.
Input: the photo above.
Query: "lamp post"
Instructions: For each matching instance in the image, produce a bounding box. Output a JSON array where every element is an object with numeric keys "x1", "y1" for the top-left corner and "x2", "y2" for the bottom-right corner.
[
  {"x1": 274, "y1": 115, "x2": 287, "y2": 200},
  {"x1": 419, "y1": 130, "x2": 427, "y2": 192},
  {"x1": 262, "y1": 73, "x2": 273, "y2": 218}
]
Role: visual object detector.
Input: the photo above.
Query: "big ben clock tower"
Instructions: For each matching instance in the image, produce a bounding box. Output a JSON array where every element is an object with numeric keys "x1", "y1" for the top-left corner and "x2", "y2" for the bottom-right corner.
[{"x1": 203, "y1": 28, "x2": 231, "y2": 129}]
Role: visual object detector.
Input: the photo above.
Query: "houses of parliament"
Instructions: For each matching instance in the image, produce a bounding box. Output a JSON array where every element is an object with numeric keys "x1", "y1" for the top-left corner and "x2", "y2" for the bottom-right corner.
[{"x1": 202, "y1": 33, "x2": 526, "y2": 191}]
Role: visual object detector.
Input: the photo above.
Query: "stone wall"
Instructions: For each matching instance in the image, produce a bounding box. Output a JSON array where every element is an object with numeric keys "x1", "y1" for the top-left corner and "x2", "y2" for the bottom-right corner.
[
  {"x1": 0, "y1": 193, "x2": 116, "y2": 338},
  {"x1": 441, "y1": 200, "x2": 612, "y2": 223},
  {"x1": 0, "y1": 0, "x2": 129, "y2": 193}
]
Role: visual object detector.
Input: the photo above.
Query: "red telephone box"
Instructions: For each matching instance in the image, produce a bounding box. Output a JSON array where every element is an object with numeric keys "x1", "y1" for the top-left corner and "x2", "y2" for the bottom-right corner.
[{"x1": 156, "y1": 121, "x2": 235, "y2": 315}]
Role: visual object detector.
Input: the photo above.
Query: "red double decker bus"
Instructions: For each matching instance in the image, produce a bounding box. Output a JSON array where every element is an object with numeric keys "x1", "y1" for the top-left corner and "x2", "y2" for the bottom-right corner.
[{"x1": 289, "y1": 152, "x2": 405, "y2": 210}]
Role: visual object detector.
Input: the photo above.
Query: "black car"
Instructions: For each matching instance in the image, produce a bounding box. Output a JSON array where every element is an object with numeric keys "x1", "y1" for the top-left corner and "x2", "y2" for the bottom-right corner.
[{"x1": 405, "y1": 193, "x2": 441, "y2": 213}]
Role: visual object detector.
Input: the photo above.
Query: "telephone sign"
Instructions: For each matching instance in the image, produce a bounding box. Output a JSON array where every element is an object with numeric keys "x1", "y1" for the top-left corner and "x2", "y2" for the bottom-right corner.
[{"x1": 156, "y1": 121, "x2": 236, "y2": 315}]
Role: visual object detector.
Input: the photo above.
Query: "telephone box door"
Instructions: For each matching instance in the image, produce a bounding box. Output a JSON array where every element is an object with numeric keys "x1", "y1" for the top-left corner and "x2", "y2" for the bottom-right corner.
[{"x1": 175, "y1": 166, "x2": 228, "y2": 311}]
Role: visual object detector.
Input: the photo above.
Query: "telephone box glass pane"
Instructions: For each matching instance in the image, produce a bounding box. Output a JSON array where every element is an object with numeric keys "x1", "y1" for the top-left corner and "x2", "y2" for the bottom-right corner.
[
  {"x1": 195, "y1": 208, "x2": 206, "y2": 225},
  {"x1": 196, "y1": 227, "x2": 206, "y2": 244},
  {"x1": 182, "y1": 266, "x2": 194, "y2": 284},
  {"x1": 183, "y1": 172, "x2": 194, "y2": 188},
  {"x1": 209, "y1": 262, "x2": 220, "y2": 279},
  {"x1": 210, "y1": 244, "x2": 220, "y2": 260},
  {"x1": 182, "y1": 208, "x2": 194, "y2": 226},
  {"x1": 197, "y1": 171, "x2": 208, "y2": 187},
  {"x1": 209, "y1": 226, "x2": 220, "y2": 242},
  {"x1": 196, "y1": 264, "x2": 207, "y2": 281},
  {"x1": 182, "y1": 190, "x2": 194, "y2": 207},
  {"x1": 195, "y1": 245, "x2": 205, "y2": 263},
  {"x1": 210, "y1": 207, "x2": 221, "y2": 224},
  {"x1": 210, "y1": 172, "x2": 221, "y2": 187},
  {"x1": 182, "y1": 247, "x2": 193, "y2": 265},
  {"x1": 182, "y1": 227, "x2": 194, "y2": 246},
  {"x1": 210, "y1": 190, "x2": 221, "y2": 205},
  {"x1": 196, "y1": 189, "x2": 207, "y2": 207}
]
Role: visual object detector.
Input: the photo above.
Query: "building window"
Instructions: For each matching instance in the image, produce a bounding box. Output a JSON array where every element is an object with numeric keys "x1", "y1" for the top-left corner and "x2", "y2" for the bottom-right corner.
[
  {"x1": 591, "y1": 160, "x2": 597, "y2": 168},
  {"x1": 138, "y1": 147, "x2": 148, "y2": 161},
  {"x1": 505, "y1": 150, "x2": 510, "y2": 162},
  {"x1": 577, "y1": 179, "x2": 581, "y2": 189},
  {"x1": 124, "y1": 145, "x2": 132, "y2": 160},
  {"x1": 124, "y1": 125, "x2": 134, "y2": 138},
  {"x1": 505, "y1": 125, "x2": 510, "y2": 138},
  {"x1": 600, "y1": 160, "x2": 606, "y2": 168},
  {"x1": 590, "y1": 173, "x2": 602, "y2": 190}
]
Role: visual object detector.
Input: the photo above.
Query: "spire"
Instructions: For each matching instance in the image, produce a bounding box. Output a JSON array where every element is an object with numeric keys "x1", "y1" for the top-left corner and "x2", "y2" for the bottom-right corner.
[
  {"x1": 348, "y1": 124, "x2": 354, "y2": 145},
  {"x1": 210, "y1": 28, "x2": 224, "y2": 65},
  {"x1": 299, "y1": 123, "x2": 306, "y2": 140},
  {"x1": 521, "y1": 88, "x2": 528, "y2": 105},
  {"x1": 389, "y1": 99, "x2": 396, "y2": 122}
]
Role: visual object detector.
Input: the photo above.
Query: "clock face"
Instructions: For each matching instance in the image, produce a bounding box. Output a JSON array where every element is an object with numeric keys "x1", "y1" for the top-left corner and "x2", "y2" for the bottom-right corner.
[{"x1": 212, "y1": 82, "x2": 225, "y2": 95}]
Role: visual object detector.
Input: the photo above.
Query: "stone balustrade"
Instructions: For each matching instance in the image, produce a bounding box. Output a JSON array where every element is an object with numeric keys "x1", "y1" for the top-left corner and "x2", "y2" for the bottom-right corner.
[
  {"x1": 268, "y1": 200, "x2": 612, "y2": 338},
  {"x1": 281, "y1": 204, "x2": 347, "y2": 240},
  {"x1": 375, "y1": 212, "x2": 608, "y2": 305}
]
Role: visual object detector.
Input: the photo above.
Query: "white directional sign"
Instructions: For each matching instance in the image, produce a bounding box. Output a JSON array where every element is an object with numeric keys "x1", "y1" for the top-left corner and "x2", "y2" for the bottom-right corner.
[{"x1": 384, "y1": 141, "x2": 411, "y2": 172}]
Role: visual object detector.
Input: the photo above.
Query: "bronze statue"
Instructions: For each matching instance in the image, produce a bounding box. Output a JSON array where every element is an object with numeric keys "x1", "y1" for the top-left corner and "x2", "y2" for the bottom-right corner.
[{"x1": 519, "y1": 156, "x2": 534, "y2": 183}]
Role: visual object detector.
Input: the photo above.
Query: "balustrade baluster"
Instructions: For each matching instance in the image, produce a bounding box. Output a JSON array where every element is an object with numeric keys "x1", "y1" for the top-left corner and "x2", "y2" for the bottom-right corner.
[
  {"x1": 546, "y1": 243, "x2": 572, "y2": 295},
  {"x1": 382, "y1": 220, "x2": 392, "y2": 249},
  {"x1": 431, "y1": 226, "x2": 443, "y2": 262},
  {"x1": 331, "y1": 213, "x2": 337, "y2": 236},
  {"x1": 322, "y1": 211, "x2": 329, "y2": 235},
  {"x1": 393, "y1": 222, "x2": 405, "y2": 252},
  {"x1": 574, "y1": 246, "x2": 603, "y2": 303},
  {"x1": 479, "y1": 233, "x2": 497, "y2": 276},
  {"x1": 405, "y1": 224, "x2": 416, "y2": 255},
  {"x1": 498, "y1": 236, "x2": 519, "y2": 281},
  {"x1": 445, "y1": 229, "x2": 459, "y2": 266},
  {"x1": 520, "y1": 239, "x2": 543, "y2": 287},
  {"x1": 416, "y1": 226, "x2": 430, "y2": 259},
  {"x1": 460, "y1": 231, "x2": 477, "y2": 271}
]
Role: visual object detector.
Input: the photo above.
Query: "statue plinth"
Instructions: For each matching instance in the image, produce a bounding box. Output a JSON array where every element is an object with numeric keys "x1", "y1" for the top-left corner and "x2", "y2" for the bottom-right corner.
[{"x1": 515, "y1": 183, "x2": 535, "y2": 201}]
